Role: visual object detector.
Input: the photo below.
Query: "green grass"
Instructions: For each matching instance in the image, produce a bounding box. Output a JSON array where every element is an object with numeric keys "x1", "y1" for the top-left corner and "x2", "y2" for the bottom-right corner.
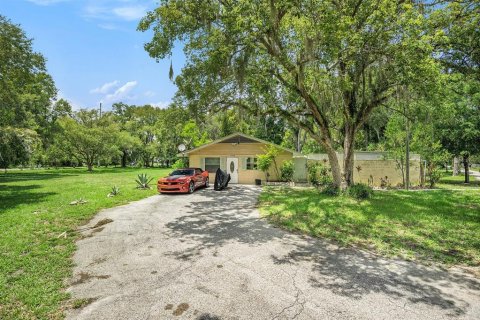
[
  {"x1": 436, "y1": 170, "x2": 480, "y2": 190},
  {"x1": 259, "y1": 187, "x2": 480, "y2": 266},
  {"x1": 0, "y1": 167, "x2": 170, "y2": 320}
]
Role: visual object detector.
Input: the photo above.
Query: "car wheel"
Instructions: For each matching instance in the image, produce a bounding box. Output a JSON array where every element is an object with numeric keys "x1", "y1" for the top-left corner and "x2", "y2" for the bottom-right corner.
[
  {"x1": 188, "y1": 181, "x2": 195, "y2": 194},
  {"x1": 205, "y1": 177, "x2": 209, "y2": 188}
]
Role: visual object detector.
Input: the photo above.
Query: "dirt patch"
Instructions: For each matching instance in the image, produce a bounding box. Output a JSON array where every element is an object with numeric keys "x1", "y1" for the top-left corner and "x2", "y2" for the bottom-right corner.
[
  {"x1": 173, "y1": 303, "x2": 189, "y2": 316},
  {"x1": 164, "y1": 304, "x2": 173, "y2": 310},
  {"x1": 87, "y1": 257, "x2": 107, "y2": 267},
  {"x1": 93, "y1": 219, "x2": 113, "y2": 229},
  {"x1": 72, "y1": 297, "x2": 98, "y2": 309},
  {"x1": 91, "y1": 227, "x2": 105, "y2": 234},
  {"x1": 197, "y1": 313, "x2": 221, "y2": 320},
  {"x1": 83, "y1": 227, "x2": 106, "y2": 238},
  {"x1": 10, "y1": 268, "x2": 25, "y2": 278},
  {"x1": 71, "y1": 272, "x2": 111, "y2": 286}
]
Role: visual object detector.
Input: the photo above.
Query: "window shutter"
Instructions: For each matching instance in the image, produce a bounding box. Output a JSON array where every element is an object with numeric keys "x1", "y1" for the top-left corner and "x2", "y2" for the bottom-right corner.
[
  {"x1": 200, "y1": 157, "x2": 205, "y2": 170},
  {"x1": 241, "y1": 157, "x2": 247, "y2": 170},
  {"x1": 220, "y1": 157, "x2": 226, "y2": 170}
]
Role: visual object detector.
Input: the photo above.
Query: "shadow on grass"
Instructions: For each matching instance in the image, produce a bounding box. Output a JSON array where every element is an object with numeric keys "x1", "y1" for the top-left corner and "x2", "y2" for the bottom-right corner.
[
  {"x1": 163, "y1": 186, "x2": 479, "y2": 316},
  {"x1": 0, "y1": 172, "x2": 77, "y2": 183},
  {"x1": 440, "y1": 178, "x2": 480, "y2": 187},
  {"x1": 261, "y1": 188, "x2": 480, "y2": 265},
  {"x1": 0, "y1": 184, "x2": 57, "y2": 211},
  {"x1": 0, "y1": 166, "x2": 166, "y2": 182},
  {"x1": 438, "y1": 171, "x2": 480, "y2": 188}
]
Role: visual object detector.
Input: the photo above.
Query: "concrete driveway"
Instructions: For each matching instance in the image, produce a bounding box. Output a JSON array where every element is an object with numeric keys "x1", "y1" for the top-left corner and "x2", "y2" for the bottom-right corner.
[{"x1": 67, "y1": 185, "x2": 480, "y2": 320}]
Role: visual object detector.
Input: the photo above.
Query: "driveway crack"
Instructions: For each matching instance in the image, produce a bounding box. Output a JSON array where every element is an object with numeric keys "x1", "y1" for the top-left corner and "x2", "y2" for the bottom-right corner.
[{"x1": 272, "y1": 266, "x2": 306, "y2": 320}]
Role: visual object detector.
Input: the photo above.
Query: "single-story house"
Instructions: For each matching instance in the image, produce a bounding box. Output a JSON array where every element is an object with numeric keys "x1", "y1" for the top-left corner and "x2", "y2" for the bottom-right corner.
[
  {"x1": 184, "y1": 132, "x2": 300, "y2": 184},
  {"x1": 183, "y1": 132, "x2": 423, "y2": 186}
]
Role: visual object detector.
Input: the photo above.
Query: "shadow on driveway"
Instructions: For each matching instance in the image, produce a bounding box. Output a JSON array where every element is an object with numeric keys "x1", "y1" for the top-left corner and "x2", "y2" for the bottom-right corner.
[{"x1": 165, "y1": 185, "x2": 479, "y2": 317}]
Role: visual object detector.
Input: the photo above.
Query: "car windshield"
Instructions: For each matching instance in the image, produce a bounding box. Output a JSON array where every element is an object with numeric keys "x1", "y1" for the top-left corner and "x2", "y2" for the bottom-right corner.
[{"x1": 170, "y1": 169, "x2": 194, "y2": 176}]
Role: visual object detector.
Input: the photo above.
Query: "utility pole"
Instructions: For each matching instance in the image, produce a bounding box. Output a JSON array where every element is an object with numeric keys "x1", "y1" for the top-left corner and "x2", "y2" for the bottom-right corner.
[{"x1": 99, "y1": 102, "x2": 102, "y2": 118}]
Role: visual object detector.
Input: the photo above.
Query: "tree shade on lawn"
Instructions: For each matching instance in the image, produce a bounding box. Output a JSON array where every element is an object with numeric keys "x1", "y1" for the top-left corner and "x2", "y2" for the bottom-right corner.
[{"x1": 259, "y1": 186, "x2": 480, "y2": 266}]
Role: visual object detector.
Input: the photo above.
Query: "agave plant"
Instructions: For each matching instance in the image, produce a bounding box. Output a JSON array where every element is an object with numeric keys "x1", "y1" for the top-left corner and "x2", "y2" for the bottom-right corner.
[
  {"x1": 136, "y1": 173, "x2": 153, "y2": 189},
  {"x1": 108, "y1": 185, "x2": 120, "y2": 197}
]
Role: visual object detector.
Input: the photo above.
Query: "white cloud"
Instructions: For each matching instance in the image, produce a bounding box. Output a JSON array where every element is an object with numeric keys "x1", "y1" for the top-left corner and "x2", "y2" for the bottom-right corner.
[
  {"x1": 90, "y1": 80, "x2": 119, "y2": 94},
  {"x1": 83, "y1": 5, "x2": 110, "y2": 20},
  {"x1": 144, "y1": 90, "x2": 155, "y2": 97},
  {"x1": 28, "y1": 0, "x2": 70, "y2": 5},
  {"x1": 80, "y1": 0, "x2": 152, "y2": 26},
  {"x1": 150, "y1": 101, "x2": 170, "y2": 109},
  {"x1": 112, "y1": 6, "x2": 147, "y2": 21},
  {"x1": 102, "y1": 81, "x2": 138, "y2": 103}
]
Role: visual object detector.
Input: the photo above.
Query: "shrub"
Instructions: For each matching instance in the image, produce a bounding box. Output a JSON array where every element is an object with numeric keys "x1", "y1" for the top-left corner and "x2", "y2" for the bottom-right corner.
[
  {"x1": 135, "y1": 173, "x2": 153, "y2": 189},
  {"x1": 321, "y1": 183, "x2": 340, "y2": 196},
  {"x1": 380, "y1": 176, "x2": 390, "y2": 188},
  {"x1": 308, "y1": 162, "x2": 332, "y2": 186},
  {"x1": 172, "y1": 158, "x2": 188, "y2": 169},
  {"x1": 280, "y1": 160, "x2": 294, "y2": 182},
  {"x1": 257, "y1": 153, "x2": 274, "y2": 181},
  {"x1": 307, "y1": 162, "x2": 320, "y2": 186},
  {"x1": 318, "y1": 165, "x2": 332, "y2": 185},
  {"x1": 257, "y1": 146, "x2": 281, "y2": 181},
  {"x1": 346, "y1": 183, "x2": 373, "y2": 200},
  {"x1": 428, "y1": 167, "x2": 443, "y2": 188}
]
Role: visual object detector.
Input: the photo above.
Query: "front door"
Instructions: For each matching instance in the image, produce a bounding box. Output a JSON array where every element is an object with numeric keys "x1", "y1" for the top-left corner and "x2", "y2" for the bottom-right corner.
[{"x1": 227, "y1": 157, "x2": 238, "y2": 183}]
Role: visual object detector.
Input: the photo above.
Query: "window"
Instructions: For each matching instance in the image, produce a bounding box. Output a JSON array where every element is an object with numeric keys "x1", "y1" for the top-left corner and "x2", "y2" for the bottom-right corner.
[
  {"x1": 170, "y1": 169, "x2": 194, "y2": 176},
  {"x1": 205, "y1": 157, "x2": 220, "y2": 172},
  {"x1": 246, "y1": 157, "x2": 257, "y2": 170}
]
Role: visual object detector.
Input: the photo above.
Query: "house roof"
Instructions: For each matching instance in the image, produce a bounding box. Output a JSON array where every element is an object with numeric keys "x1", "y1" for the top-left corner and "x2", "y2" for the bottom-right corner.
[{"x1": 179, "y1": 132, "x2": 301, "y2": 157}]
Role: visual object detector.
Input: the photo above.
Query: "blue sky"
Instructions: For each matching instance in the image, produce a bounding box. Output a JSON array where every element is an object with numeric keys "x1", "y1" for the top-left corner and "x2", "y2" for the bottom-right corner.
[{"x1": 1, "y1": 0, "x2": 185, "y2": 110}]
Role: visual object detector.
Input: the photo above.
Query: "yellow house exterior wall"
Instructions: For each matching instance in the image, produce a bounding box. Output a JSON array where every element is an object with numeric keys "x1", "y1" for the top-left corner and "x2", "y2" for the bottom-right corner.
[
  {"x1": 307, "y1": 159, "x2": 422, "y2": 186},
  {"x1": 188, "y1": 142, "x2": 293, "y2": 184},
  {"x1": 353, "y1": 160, "x2": 421, "y2": 186}
]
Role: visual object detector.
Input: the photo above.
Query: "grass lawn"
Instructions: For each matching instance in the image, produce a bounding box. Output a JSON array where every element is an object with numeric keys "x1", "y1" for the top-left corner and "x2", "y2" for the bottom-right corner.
[
  {"x1": 436, "y1": 170, "x2": 480, "y2": 190},
  {"x1": 0, "y1": 167, "x2": 170, "y2": 320},
  {"x1": 259, "y1": 186, "x2": 480, "y2": 267}
]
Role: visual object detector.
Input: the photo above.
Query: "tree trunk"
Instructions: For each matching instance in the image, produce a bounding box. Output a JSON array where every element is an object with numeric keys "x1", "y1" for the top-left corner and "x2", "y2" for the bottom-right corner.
[
  {"x1": 419, "y1": 160, "x2": 425, "y2": 187},
  {"x1": 463, "y1": 154, "x2": 470, "y2": 183},
  {"x1": 453, "y1": 157, "x2": 460, "y2": 176},
  {"x1": 342, "y1": 125, "x2": 356, "y2": 188},
  {"x1": 324, "y1": 147, "x2": 342, "y2": 188},
  {"x1": 87, "y1": 162, "x2": 93, "y2": 171},
  {"x1": 399, "y1": 158, "x2": 405, "y2": 187},
  {"x1": 121, "y1": 150, "x2": 127, "y2": 167},
  {"x1": 295, "y1": 129, "x2": 301, "y2": 152}
]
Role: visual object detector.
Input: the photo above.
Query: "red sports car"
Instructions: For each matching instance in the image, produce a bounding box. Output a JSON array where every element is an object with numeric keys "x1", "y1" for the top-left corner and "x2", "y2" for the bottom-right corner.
[{"x1": 157, "y1": 168, "x2": 209, "y2": 194}]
